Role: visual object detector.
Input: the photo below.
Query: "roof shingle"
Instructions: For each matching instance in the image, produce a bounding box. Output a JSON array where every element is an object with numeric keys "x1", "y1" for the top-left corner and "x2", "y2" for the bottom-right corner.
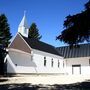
[{"x1": 21, "y1": 35, "x2": 61, "y2": 56}]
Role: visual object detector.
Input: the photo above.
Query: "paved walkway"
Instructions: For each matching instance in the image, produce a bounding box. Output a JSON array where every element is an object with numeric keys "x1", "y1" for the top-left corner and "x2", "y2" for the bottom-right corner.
[{"x1": 1, "y1": 75, "x2": 90, "y2": 85}]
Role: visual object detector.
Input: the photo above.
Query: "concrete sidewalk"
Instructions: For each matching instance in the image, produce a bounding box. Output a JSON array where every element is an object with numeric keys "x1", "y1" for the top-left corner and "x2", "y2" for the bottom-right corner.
[{"x1": 0, "y1": 75, "x2": 90, "y2": 85}]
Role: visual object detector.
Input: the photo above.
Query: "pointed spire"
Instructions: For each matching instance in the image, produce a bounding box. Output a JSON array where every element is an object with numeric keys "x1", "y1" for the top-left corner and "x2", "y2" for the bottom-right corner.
[
  {"x1": 24, "y1": 10, "x2": 26, "y2": 16},
  {"x1": 18, "y1": 11, "x2": 29, "y2": 38},
  {"x1": 19, "y1": 11, "x2": 28, "y2": 28}
]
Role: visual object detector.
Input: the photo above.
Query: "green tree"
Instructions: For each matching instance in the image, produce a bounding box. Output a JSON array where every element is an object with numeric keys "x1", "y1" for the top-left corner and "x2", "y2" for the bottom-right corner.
[
  {"x1": 0, "y1": 14, "x2": 12, "y2": 47},
  {"x1": 28, "y1": 23, "x2": 42, "y2": 40},
  {"x1": 57, "y1": 1, "x2": 90, "y2": 47},
  {"x1": 0, "y1": 14, "x2": 12, "y2": 75}
]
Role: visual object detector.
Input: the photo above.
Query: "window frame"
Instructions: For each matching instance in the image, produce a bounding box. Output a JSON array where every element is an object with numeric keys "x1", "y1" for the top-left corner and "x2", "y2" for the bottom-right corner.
[
  {"x1": 89, "y1": 59, "x2": 90, "y2": 66},
  {"x1": 58, "y1": 60, "x2": 60, "y2": 68},
  {"x1": 51, "y1": 58, "x2": 54, "y2": 67},
  {"x1": 44, "y1": 57, "x2": 46, "y2": 67}
]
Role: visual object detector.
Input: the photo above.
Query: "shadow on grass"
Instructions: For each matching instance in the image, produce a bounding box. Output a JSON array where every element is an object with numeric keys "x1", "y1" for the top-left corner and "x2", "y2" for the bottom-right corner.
[
  {"x1": 0, "y1": 83, "x2": 49, "y2": 90},
  {"x1": 0, "y1": 80, "x2": 90, "y2": 90},
  {"x1": 0, "y1": 78, "x2": 8, "y2": 82},
  {"x1": 52, "y1": 80, "x2": 90, "y2": 90}
]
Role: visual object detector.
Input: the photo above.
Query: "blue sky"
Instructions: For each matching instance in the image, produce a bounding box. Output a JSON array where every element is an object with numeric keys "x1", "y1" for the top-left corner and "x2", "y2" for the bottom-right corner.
[{"x1": 0, "y1": 0, "x2": 88, "y2": 47}]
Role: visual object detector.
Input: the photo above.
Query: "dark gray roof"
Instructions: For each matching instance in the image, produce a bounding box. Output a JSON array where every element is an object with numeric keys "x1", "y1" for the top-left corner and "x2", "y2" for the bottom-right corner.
[
  {"x1": 21, "y1": 35, "x2": 61, "y2": 56},
  {"x1": 56, "y1": 43, "x2": 90, "y2": 58}
]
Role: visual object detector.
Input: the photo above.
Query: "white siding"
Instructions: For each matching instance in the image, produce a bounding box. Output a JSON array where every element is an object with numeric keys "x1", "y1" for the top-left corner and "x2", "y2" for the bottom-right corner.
[
  {"x1": 33, "y1": 49, "x2": 64, "y2": 74},
  {"x1": 66, "y1": 57, "x2": 90, "y2": 75},
  {"x1": 7, "y1": 49, "x2": 64, "y2": 74},
  {"x1": 7, "y1": 49, "x2": 36, "y2": 73}
]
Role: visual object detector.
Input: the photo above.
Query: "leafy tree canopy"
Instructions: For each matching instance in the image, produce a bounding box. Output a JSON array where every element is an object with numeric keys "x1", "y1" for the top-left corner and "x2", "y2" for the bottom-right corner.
[
  {"x1": 28, "y1": 23, "x2": 42, "y2": 40},
  {"x1": 57, "y1": 1, "x2": 90, "y2": 47}
]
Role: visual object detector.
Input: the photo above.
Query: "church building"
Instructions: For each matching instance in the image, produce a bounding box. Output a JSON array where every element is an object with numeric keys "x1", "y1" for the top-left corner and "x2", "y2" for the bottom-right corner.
[
  {"x1": 6, "y1": 13, "x2": 65, "y2": 74},
  {"x1": 6, "y1": 13, "x2": 90, "y2": 75}
]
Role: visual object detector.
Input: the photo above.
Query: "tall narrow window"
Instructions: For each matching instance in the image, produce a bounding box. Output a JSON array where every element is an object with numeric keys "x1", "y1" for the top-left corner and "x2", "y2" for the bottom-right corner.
[
  {"x1": 44, "y1": 57, "x2": 46, "y2": 66},
  {"x1": 63, "y1": 61, "x2": 64, "y2": 68},
  {"x1": 89, "y1": 59, "x2": 90, "y2": 66},
  {"x1": 58, "y1": 60, "x2": 60, "y2": 68},
  {"x1": 31, "y1": 55, "x2": 33, "y2": 61},
  {"x1": 51, "y1": 59, "x2": 54, "y2": 67}
]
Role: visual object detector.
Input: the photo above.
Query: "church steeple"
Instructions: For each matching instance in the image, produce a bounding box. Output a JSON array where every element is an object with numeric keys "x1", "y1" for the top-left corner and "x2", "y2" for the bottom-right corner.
[{"x1": 18, "y1": 11, "x2": 29, "y2": 37}]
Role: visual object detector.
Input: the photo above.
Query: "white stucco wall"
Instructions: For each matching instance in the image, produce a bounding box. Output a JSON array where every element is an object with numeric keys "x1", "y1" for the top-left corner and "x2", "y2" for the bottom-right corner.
[
  {"x1": 7, "y1": 48, "x2": 64, "y2": 74},
  {"x1": 7, "y1": 49, "x2": 36, "y2": 73},
  {"x1": 33, "y1": 49, "x2": 65, "y2": 74},
  {"x1": 65, "y1": 57, "x2": 90, "y2": 75}
]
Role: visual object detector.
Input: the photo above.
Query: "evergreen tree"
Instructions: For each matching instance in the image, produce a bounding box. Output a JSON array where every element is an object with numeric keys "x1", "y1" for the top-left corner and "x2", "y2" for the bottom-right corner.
[
  {"x1": 57, "y1": 1, "x2": 90, "y2": 47},
  {"x1": 0, "y1": 14, "x2": 12, "y2": 47},
  {"x1": 28, "y1": 23, "x2": 42, "y2": 40},
  {"x1": 0, "y1": 14, "x2": 12, "y2": 75}
]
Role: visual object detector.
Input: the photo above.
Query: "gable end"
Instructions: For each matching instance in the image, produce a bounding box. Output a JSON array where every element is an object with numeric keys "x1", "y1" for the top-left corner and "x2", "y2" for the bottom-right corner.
[{"x1": 9, "y1": 34, "x2": 31, "y2": 53}]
